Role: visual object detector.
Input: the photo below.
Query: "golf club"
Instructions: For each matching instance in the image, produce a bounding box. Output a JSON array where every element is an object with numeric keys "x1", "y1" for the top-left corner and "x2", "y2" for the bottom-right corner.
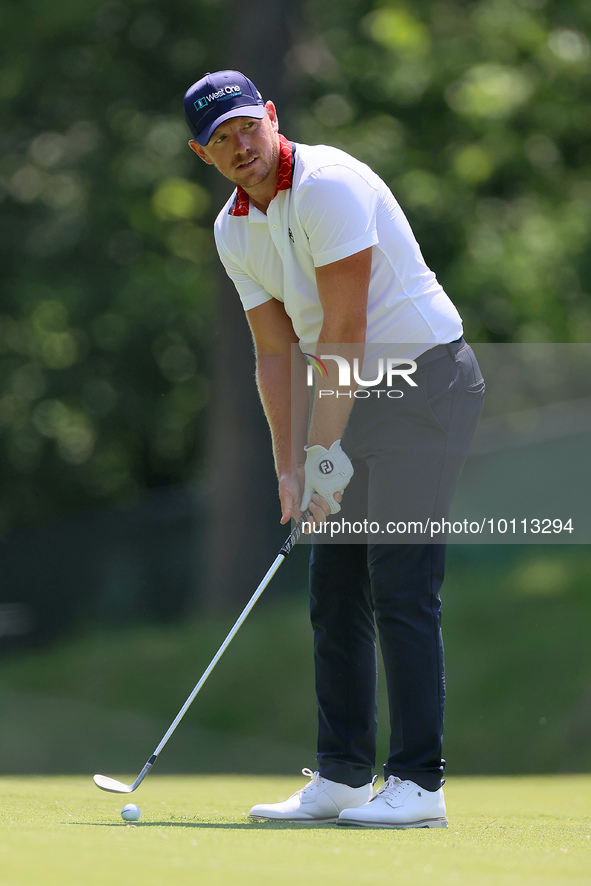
[{"x1": 93, "y1": 509, "x2": 312, "y2": 794}]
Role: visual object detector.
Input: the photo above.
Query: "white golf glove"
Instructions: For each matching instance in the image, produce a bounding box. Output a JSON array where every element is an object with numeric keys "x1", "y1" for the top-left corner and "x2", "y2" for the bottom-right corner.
[{"x1": 300, "y1": 439, "x2": 354, "y2": 515}]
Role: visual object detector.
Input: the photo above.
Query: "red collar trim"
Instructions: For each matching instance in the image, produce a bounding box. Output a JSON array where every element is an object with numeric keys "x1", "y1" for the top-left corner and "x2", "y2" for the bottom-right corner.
[
  {"x1": 230, "y1": 186, "x2": 250, "y2": 217},
  {"x1": 274, "y1": 133, "x2": 295, "y2": 196},
  {"x1": 229, "y1": 134, "x2": 294, "y2": 217}
]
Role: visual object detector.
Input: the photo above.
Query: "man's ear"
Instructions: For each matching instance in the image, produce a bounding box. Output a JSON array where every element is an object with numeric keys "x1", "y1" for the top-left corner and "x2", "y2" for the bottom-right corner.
[
  {"x1": 188, "y1": 139, "x2": 213, "y2": 165},
  {"x1": 265, "y1": 100, "x2": 279, "y2": 133}
]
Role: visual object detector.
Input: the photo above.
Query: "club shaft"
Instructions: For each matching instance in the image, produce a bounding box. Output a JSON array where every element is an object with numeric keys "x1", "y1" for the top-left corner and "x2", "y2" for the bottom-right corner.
[
  {"x1": 151, "y1": 551, "x2": 286, "y2": 759},
  {"x1": 149, "y1": 510, "x2": 310, "y2": 762}
]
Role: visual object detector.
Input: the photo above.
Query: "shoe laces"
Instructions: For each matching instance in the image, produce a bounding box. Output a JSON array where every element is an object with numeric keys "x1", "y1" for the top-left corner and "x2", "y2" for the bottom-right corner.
[
  {"x1": 291, "y1": 768, "x2": 321, "y2": 800},
  {"x1": 371, "y1": 775, "x2": 404, "y2": 801}
]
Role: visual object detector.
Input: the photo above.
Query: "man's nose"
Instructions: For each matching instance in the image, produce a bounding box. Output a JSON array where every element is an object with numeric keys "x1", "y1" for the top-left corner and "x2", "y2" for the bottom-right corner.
[{"x1": 233, "y1": 132, "x2": 250, "y2": 153}]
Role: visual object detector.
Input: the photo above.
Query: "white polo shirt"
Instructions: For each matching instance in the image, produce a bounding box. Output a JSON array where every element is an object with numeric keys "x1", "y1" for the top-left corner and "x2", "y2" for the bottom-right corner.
[{"x1": 213, "y1": 137, "x2": 462, "y2": 356}]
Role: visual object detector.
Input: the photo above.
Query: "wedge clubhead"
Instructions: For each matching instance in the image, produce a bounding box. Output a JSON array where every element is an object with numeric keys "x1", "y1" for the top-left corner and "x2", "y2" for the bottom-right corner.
[
  {"x1": 93, "y1": 775, "x2": 136, "y2": 793},
  {"x1": 93, "y1": 763, "x2": 151, "y2": 793}
]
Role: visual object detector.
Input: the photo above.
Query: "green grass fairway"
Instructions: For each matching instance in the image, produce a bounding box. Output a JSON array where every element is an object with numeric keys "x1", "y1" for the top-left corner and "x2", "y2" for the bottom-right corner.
[{"x1": 1, "y1": 775, "x2": 589, "y2": 886}]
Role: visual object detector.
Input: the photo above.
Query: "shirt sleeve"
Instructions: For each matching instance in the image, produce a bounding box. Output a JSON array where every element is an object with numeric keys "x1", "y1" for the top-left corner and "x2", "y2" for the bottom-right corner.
[
  {"x1": 214, "y1": 226, "x2": 273, "y2": 312},
  {"x1": 296, "y1": 164, "x2": 380, "y2": 267}
]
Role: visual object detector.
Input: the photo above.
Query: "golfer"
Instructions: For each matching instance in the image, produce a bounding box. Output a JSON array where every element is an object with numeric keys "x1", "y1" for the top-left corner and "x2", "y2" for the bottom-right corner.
[{"x1": 184, "y1": 70, "x2": 484, "y2": 828}]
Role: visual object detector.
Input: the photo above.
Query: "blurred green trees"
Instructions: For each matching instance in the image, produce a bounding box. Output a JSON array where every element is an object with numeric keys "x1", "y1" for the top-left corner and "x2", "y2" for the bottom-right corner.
[
  {"x1": 292, "y1": 0, "x2": 591, "y2": 343},
  {"x1": 1, "y1": 0, "x2": 590, "y2": 536},
  {"x1": 0, "y1": 0, "x2": 223, "y2": 532}
]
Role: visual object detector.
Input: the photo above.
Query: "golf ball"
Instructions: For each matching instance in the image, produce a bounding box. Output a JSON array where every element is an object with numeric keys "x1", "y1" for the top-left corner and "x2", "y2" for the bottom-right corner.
[{"x1": 121, "y1": 803, "x2": 141, "y2": 822}]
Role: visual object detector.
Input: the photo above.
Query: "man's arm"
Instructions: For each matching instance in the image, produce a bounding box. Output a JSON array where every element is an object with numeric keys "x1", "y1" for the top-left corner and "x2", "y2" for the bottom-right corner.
[
  {"x1": 307, "y1": 247, "x2": 372, "y2": 447},
  {"x1": 246, "y1": 297, "x2": 302, "y2": 475},
  {"x1": 246, "y1": 299, "x2": 322, "y2": 526}
]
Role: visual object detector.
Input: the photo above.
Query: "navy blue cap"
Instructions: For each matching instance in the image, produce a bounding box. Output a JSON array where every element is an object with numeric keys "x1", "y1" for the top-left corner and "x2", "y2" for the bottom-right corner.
[{"x1": 183, "y1": 70, "x2": 266, "y2": 146}]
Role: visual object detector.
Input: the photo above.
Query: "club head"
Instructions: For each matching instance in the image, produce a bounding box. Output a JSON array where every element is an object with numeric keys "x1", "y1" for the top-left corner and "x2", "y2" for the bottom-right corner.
[{"x1": 93, "y1": 774, "x2": 135, "y2": 793}]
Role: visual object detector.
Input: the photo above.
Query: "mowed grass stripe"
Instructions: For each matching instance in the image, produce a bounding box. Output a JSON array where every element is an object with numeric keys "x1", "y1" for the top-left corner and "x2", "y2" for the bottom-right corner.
[{"x1": 0, "y1": 775, "x2": 589, "y2": 886}]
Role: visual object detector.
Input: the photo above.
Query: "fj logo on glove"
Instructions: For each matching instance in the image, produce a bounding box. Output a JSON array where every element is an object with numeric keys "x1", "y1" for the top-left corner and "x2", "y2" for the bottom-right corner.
[{"x1": 301, "y1": 440, "x2": 353, "y2": 515}]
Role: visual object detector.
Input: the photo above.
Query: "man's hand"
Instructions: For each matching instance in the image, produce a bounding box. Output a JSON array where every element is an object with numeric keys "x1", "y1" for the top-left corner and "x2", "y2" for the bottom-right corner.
[
  {"x1": 279, "y1": 469, "x2": 340, "y2": 532},
  {"x1": 300, "y1": 439, "x2": 354, "y2": 515},
  {"x1": 279, "y1": 469, "x2": 304, "y2": 525}
]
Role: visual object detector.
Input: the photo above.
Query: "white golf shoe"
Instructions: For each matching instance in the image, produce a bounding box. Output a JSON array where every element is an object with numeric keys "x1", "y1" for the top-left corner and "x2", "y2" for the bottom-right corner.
[
  {"x1": 248, "y1": 768, "x2": 374, "y2": 823},
  {"x1": 338, "y1": 776, "x2": 448, "y2": 829}
]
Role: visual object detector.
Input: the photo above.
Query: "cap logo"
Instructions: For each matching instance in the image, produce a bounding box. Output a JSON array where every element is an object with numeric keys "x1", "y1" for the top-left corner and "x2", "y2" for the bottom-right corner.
[
  {"x1": 194, "y1": 85, "x2": 242, "y2": 112},
  {"x1": 184, "y1": 71, "x2": 265, "y2": 144}
]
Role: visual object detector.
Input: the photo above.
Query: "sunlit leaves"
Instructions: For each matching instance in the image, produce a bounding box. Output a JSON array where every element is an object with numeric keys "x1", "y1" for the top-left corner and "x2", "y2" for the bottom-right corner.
[
  {"x1": 453, "y1": 144, "x2": 495, "y2": 184},
  {"x1": 362, "y1": 7, "x2": 431, "y2": 58},
  {"x1": 547, "y1": 28, "x2": 591, "y2": 65},
  {"x1": 152, "y1": 178, "x2": 209, "y2": 220},
  {"x1": 32, "y1": 399, "x2": 95, "y2": 465},
  {"x1": 445, "y1": 64, "x2": 535, "y2": 119}
]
